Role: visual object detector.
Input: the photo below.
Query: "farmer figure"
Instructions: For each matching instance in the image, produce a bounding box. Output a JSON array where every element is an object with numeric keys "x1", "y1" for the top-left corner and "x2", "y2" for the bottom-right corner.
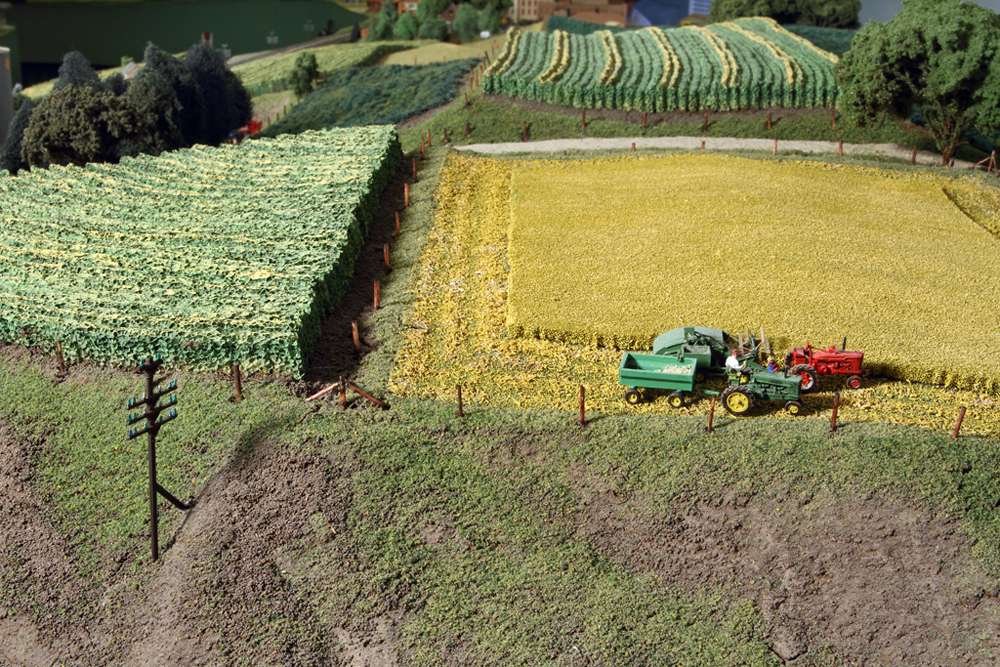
[
  {"x1": 725, "y1": 350, "x2": 744, "y2": 376},
  {"x1": 767, "y1": 356, "x2": 777, "y2": 372}
]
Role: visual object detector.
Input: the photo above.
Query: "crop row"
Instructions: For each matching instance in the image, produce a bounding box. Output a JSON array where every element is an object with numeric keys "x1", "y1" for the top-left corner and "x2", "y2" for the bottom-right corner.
[
  {"x1": 483, "y1": 18, "x2": 840, "y2": 112},
  {"x1": 0, "y1": 126, "x2": 402, "y2": 377}
]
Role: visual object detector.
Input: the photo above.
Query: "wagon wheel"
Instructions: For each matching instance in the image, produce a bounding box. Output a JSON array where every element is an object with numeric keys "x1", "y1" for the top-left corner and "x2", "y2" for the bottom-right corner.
[
  {"x1": 721, "y1": 386, "x2": 754, "y2": 416},
  {"x1": 624, "y1": 388, "x2": 642, "y2": 405},
  {"x1": 694, "y1": 371, "x2": 706, "y2": 383},
  {"x1": 785, "y1": 400, "x2": 803, "y2": 416},
  {"x1": 846, "y1": 375, "x2": 863, "y2": 390},
  {"x1": 668, "y1": 391, "x2": 685, "y2": 408},
  {"x1": 789, "y1": 364, "x2": 818, "y2": 393}
]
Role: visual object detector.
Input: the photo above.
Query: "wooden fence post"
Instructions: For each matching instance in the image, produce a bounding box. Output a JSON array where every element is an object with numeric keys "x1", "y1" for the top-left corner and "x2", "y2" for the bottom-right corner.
[
  {"x1": 838, "y1": 139, "x2": 843, "y2": 156},
  {"x1": 830, "y1": 393, "x2": 839, "y2": 432},
  {"x1": 705, "y1": 395, "x2": 715, "y2": 432},
  {"x1": 384, "y1": 243, "x2": 390, "y2": 271},
  {"x1": 233, "y1": 362, "x2": 242, "y2": 402},
  {"x1": 911, "y1": 146, "x2": 918, "y2": 166},
  {"x1": 374, "y1": 281, "x2": 381, "y2": 309},
  {"x1": 456, "y1": 385, "x2": 464, "y2": 418},
  {"x1": 339, "y1": 376, "x2": 347, "y2": 409},
  {"x1": 404, "y1": 182, "x2": 409, "y2": 208},
  {"x1": 352, "y1": 321, "x2": 360, "y2": 351},
  {"x1": 951, "y1": 407, "x2": 966, "y2": 440},
  {"x1": 55, "y1": 340, "x2": 66, "y2": 377},
  {"x1": 702, "y1": 112, "x2": 708, "y2": 132},
  {"x1": 577, "y1": 385, "x2": 587, "y2": 427},
  {"x1": 773, "y1": 138, "x2": 778, "y2": 155}
]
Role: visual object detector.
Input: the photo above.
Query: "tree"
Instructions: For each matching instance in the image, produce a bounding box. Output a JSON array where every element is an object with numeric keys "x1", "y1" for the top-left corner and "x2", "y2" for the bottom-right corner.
[
  {"x1": 289, "y1": 52, "x2": 320, "y2": 98},
  {"x1": 103, "y1": 72, "x2": 129, "y2": 96},
  {"x1": 418, "y1": 17, "x2": 449, "y2": 41},
  {"x1": 453, "y1": 3, "x2": 479, "y2": 43},
  {"x1": 368, "y1": 1, "x2": 398, "y2": 41},
  {"x1": 394, "y1": 11, "x2": 420, "y2": 40},
  {"x1": 0, "y1": 99, "x2": 34, "y2": 175},
  {"x1": 123, "y1": 63, "x2": 188, "y2": 157},
  {"x1": 708, "y1": 0, "x2": 860, "y2": 29},
  {"x1": 417, "y1": 0, "x2": 451, "y2": 25},
  {"x1": 184, "y1": 42, "x2": 252, "y2": 145},
  {"x1": 470, "y1": 0, "x2": 513, "y2": 17},
  {"x1": 835, "y1": 0, "x2": 1000, "y2": 165},
  {"x1": 477, "y1": 5, "x2": 501, "y2": 36},
  {"x1": 136, "y1": 44, "x2": 207, "y2": 147},
  {"x1": 350, "y1": 21, "x2": 362, "y2": 43},
  {"x1": 52, "y1": 50, "x2": 102, "y2": 92},
  {"x1": 20, "y1": 86, "x2": 141, "y2": 168}
]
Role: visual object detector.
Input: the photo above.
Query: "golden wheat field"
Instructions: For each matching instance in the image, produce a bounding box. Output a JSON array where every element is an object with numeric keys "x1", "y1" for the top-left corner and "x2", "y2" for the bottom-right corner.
[
  {"x1": 507, "y1": 153, "x2": 1000, "y2": 391},
  {"x1": 389, "y1": 153, "x2": 999, "y2": 435}
]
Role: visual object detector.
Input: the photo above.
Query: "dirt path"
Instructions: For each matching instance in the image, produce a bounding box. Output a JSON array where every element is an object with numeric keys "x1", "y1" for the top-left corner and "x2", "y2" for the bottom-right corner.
[{"x1": 456, "y1": 136, "x2": 977, "y2": 168}]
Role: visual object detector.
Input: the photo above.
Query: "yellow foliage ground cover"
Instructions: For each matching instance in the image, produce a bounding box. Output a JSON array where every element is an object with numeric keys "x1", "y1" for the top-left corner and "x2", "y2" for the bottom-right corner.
[
  {"x1": 507, "y1": 153, "x2": 1000, "y2": 392},
  {"x1": 389, "y1": 153, "x2": 999, "y2": 436}
]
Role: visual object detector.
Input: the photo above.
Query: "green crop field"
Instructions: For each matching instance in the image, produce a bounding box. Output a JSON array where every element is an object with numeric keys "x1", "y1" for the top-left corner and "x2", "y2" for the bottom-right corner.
[
  {"x1": 232, "y1": 41, "x2": 429, "y2": 96},
  {"x1": 485, "y1": 17, "x2": 840, "y2": 112},
  {"x1": 0, "y1": 126, "x2": 401, "y2": 377}
]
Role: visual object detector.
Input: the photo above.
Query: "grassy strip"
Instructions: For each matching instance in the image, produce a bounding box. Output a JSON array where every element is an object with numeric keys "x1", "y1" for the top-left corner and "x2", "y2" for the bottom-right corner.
[{"x1": 398, "y1": 93, "x2": 989, "y2": 162}]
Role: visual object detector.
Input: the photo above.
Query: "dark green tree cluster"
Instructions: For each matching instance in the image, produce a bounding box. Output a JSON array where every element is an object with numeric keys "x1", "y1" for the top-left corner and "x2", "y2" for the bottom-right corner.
[
  {"x1": 1, "y1": 44, "x2": 252, "y2": 174},
  {"x1": 370, "y1": 0, "x2": 508, "y2": 43},
  {"x1": 708, "y1": 0, "x2": 861, "y2": 29},
  {"x1": 835, "y1": 0, "x2": 1000, "y2": 165}
]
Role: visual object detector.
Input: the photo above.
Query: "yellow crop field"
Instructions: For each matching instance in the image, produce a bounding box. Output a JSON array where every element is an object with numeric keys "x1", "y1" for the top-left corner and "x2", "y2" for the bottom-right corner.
[
  {"x1": 507, "y1": 153, "x2": 1000, "y2": 392},
  {"x1": 389, "y1": 153, "x2": 999, "y2": 436}
]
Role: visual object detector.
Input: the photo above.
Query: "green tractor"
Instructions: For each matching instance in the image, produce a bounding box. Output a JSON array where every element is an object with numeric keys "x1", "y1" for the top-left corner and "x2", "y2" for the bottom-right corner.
[{"x1": 619, "y1": 326, "x2": 806, "y2": 415}]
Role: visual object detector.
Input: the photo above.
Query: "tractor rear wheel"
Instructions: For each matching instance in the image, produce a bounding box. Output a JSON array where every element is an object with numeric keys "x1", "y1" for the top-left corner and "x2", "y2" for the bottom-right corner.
[
  {"x1": 668, "y1": 391, "x2": 685, "y2": 408},
  {"x1": 846, "y1": 375, "x2": 862, "y2": 389},
  {"x1": 721, "y1": 386, "x2": 754, "y2": 415},
  {"x1": 625, "y1": 388, "x2": 642, "y2": 405},
  {"x1": 789, "y1": 364, "x2": 818, "y2": 393},
  {"x1": 785, "y1": 400, "x2": 803, "y2": 415}
]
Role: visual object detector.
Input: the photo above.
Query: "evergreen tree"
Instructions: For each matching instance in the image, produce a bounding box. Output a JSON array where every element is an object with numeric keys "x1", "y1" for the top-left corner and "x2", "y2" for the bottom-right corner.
[
  {"x1": 477, "y1": 5, "x2": 501, "y2": 36},
  {"x1": 52, "y1": 50, "x2": 102, "y2": 92},
  {"x1": 122, "y1": 62, "x2": 187, "y2": 157},
  {"x1": 416, "y1": 0, "x2": 450, "y2": 26},
  {"x1": 350, "y1": 21, "x2": 362, "y2": 42},
  {"x1": 453, "y1": 3, "x2": 479, "y2": 43},
  {"x1": 289, "y1": 52, "x2": 320, "y2": 98},
  {"x1": 418, "y1": 17, "x2": 449, "y2": 41},
  {"x1": 393, "y1": 12, "x2": 420, "y2": 40},
  {"x1": 103, "y1": 72, "x2": 129, "y2": 96},
  {"x1": 368, "y1": 2, "x2": 398, "y2": 40},
  {"x1": 136, "y1": 44, "x2": 207, "y2": 147},
  {"x1": 836, "y1": 0, "x2": 1000, "y2": 165},
  {"x1": 708, "y1": 0, "x2": 860, "y2": 28},
  {"x1": 21, "y1": 86, "x2": 141, "y2": 168},
  {"x1": 0, "y1": 99, "x2": 34, "y2": 175},
  {"x1": 184, "y1": 42, "x2": 252, "y2": 145},
  {"x1": 470, "y1": 0, "x2": 512, "y2": 17}
]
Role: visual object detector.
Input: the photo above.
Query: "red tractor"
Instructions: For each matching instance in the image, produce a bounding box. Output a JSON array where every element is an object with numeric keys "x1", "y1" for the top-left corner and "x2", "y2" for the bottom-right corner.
[{"x1": 784, "y1": 338, "x2": 864, "y2": 392}]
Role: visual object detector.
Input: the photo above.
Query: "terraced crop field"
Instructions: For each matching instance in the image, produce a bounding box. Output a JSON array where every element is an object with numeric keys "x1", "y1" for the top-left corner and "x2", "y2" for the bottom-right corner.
[
  {"x1": 0, "y1": 126, "x2": 401, "y2": 377},
  {"x1": 484, "y1": 17, "x2": 839, "y2": 112}
]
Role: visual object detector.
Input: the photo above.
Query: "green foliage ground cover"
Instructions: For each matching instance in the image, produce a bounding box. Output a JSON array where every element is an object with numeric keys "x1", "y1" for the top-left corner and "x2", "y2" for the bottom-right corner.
[
  {"x1": 258, "y1": 59, "x2": 479, "y2": 136},
  {"x1": 0, "y1": 127, "x2": 401, "y2": 377}
]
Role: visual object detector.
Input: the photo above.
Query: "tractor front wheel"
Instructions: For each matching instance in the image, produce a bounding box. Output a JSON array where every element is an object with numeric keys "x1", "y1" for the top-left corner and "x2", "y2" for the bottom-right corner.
[
  {"x1": 668, "y1": 391, "x2": 685, "y2": 408},
  {"x1": 785, "y1": 400, "x2": 803, "y2": 415},
  {"x1": 846, "y1": 375, "x2": 863, "y2": 390},
  {"x1": 722, "y1": 386, "x2": 754, "y2": 415},
  {"x1": 789, "y1": 364, "x2": 818, "y2": 393},
  {"x1": 624, "y1": 388, "x2": 642, "y2": 405}
]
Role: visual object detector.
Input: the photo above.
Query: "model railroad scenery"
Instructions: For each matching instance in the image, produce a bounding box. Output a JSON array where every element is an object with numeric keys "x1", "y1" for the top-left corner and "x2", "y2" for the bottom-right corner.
[{"x1": 2, "y1": 3, "x2": 1000, "y2": 667}]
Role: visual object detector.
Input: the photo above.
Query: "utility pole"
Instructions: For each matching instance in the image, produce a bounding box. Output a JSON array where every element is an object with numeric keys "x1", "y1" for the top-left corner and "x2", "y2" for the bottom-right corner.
[{"x1": 125, "y1": 356, "x2": 191, "y2": 561}]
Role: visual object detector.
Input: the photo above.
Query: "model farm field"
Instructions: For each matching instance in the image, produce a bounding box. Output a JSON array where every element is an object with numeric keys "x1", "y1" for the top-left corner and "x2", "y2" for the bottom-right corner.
[{"x1": 2, "y1": 11, "x2": 1000, "y2": 667}]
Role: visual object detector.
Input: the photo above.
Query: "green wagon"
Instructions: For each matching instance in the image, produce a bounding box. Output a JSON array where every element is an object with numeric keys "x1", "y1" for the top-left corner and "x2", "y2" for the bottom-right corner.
[{"x1": 618, "y1": 352, "x2": 713, "y2": 407}]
